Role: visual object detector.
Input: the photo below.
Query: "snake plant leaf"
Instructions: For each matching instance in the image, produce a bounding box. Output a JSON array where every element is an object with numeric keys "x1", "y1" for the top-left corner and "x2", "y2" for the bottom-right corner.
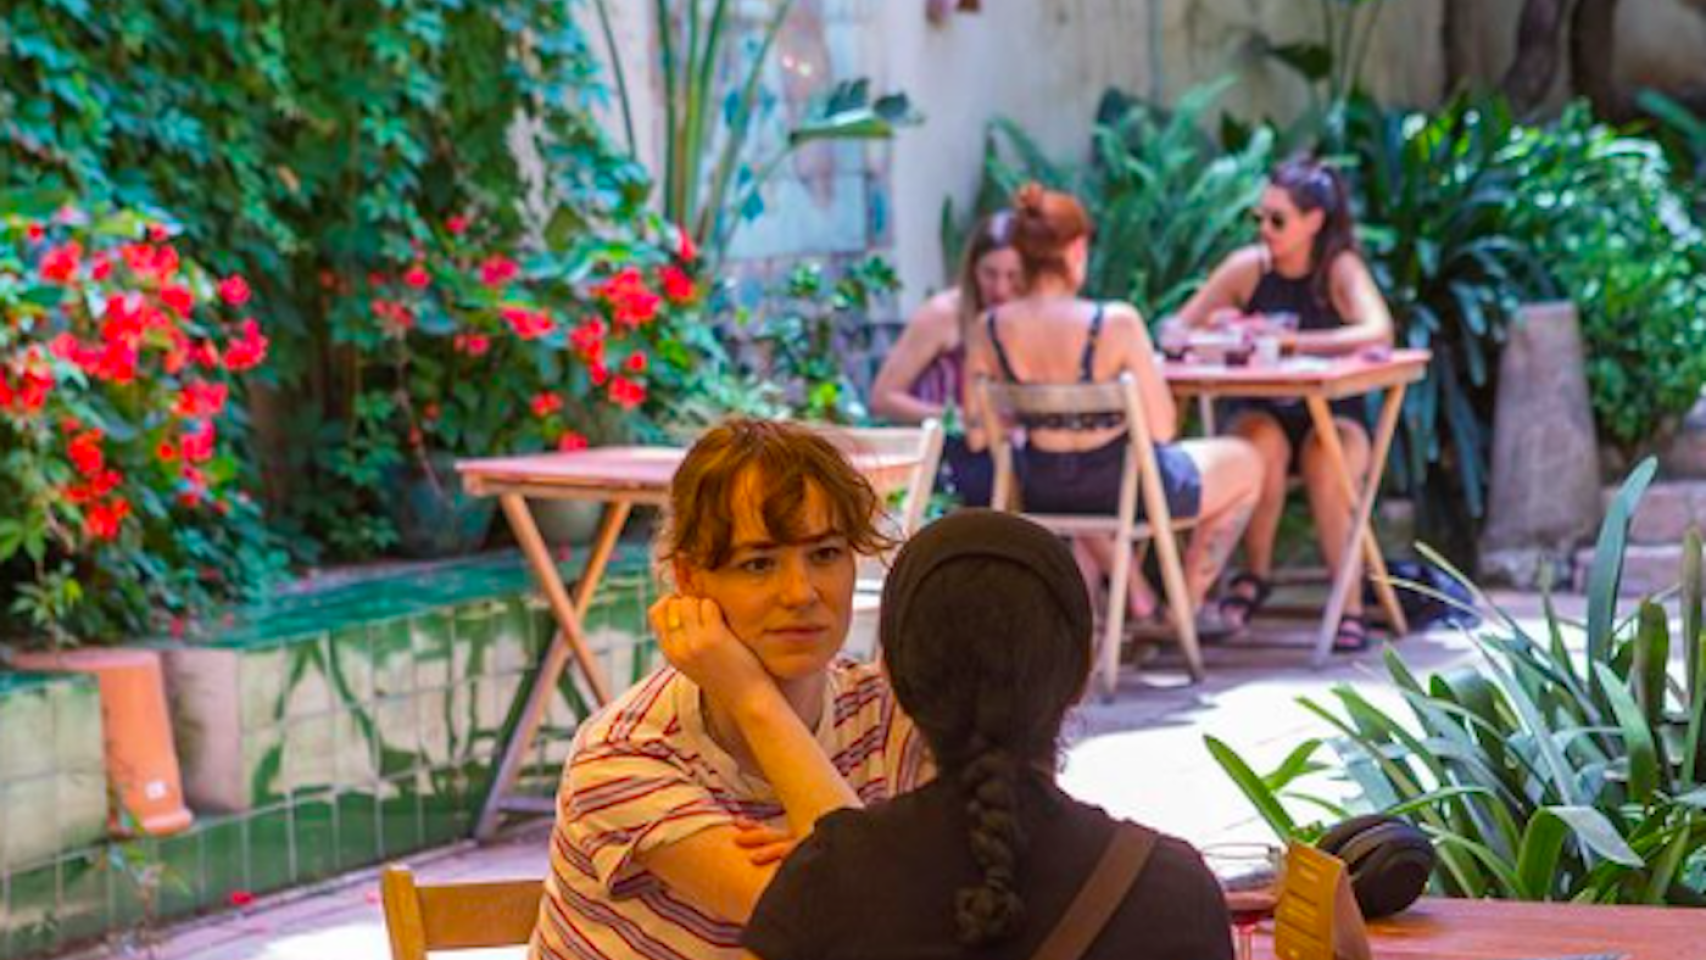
[
  {"x1": 1587, "y1": 458, "x2": 1658, "y2": 678},
  {"x1": 1593, "y1": 662, "x2": 1660, "y2": 803},
  {"x1": 1204, "y1": 735, "x2": 1297, "y2": 841}
]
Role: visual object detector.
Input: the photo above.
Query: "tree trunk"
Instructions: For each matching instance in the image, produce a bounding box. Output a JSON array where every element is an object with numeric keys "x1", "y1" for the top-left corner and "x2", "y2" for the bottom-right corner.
[
  {"x1": 1441, "y1": 0, "x2": 1473, "y2": 98},
  {"x1": 1571, "y1": 0, "x2": 1630, "y2": 121},
  {"x1": 1500, "y1": 0, "x2": 1570, "y2": 111}
]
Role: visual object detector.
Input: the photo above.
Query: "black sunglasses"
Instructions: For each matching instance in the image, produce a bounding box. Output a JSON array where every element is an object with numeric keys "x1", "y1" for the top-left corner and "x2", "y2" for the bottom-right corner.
[{"x1": 1251, "y1": 209, "x2": 1288, "y2": 230}]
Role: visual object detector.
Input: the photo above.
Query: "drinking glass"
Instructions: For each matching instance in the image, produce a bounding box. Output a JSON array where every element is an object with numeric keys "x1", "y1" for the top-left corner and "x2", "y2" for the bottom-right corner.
[{"x1": 1202, "y1": 843, "x2": 1284, "y2": 960}]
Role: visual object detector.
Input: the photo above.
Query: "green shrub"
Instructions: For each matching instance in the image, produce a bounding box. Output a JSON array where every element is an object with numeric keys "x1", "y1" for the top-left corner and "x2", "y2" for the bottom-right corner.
[
  {"x1": 950, "y1": 80, "x2": 1273, "y2": 319},
  {"x1": 1210, "y1": 460, "x2": 1706, "y2": 905},
  {"x1": 1505, "y1": 105, "x2": 1706, "y2": 451}
]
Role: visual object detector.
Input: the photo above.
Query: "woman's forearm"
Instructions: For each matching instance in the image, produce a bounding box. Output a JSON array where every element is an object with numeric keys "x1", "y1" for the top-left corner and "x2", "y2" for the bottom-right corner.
[
  {"x1": 728, "y1": 685, "x2": 860, "y2": 835},
  {"x1": 870, "y1": 389, "x2": 943, "y2": 425}
]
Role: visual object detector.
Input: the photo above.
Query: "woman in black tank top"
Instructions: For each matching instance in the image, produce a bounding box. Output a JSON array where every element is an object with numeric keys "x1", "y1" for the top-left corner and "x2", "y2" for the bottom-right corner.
[
  {"x1": 1173, "y1": 158, "x2": 1395, "y2": 652},
  {"x1": 964, "y1": 184, "x2": 1264, "y2": 633}
]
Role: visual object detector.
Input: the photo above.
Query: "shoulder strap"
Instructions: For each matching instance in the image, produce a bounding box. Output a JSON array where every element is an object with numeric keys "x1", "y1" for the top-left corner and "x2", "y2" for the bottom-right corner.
[
  {"x1": 1029, "y1": 823, "x2": 1158, "y2": 960},
  {"x1": 987, "y1": 308, "x2": 1022, "y2": 383},
  {"x1": 1079, "y1": 303, "x2": 1106, "y2": 381}
]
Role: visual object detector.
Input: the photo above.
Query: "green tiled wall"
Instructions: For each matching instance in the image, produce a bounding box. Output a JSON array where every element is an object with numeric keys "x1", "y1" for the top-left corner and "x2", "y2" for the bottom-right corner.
[
  {"x1": 0, "y1": 549, "x2": 661, "y2": 960},
  {"x1": 0, "y1": 674, "x2": 107, "y2": 873}
]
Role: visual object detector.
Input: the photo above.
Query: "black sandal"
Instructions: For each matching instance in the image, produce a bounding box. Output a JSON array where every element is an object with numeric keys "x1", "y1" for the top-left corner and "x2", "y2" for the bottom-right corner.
[
  {"x1": 1217, "y1": 572, "x2": 1273, "y2": 629},
  {"x1": 1332, "y1": 614, "x2": 1371, "y2": 653}
]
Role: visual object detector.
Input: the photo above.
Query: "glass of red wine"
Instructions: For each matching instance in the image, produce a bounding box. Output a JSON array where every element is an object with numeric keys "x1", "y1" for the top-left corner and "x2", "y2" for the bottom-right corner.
[{"x1": 1202, "y1": 843, "x2": 1284, "y2": 960}]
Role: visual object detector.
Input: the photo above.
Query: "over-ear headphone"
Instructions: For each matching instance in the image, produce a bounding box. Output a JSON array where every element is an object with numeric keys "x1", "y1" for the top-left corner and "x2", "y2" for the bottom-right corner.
[{"x1": 1316, "y1": 814, "x2": 1435, "y2": 918}]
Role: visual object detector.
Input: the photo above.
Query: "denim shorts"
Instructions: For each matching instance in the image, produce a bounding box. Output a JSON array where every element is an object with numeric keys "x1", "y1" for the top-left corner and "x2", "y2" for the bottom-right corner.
[{"x1": 1018, "y1": 434, "x2": 1202, "y2": 520}]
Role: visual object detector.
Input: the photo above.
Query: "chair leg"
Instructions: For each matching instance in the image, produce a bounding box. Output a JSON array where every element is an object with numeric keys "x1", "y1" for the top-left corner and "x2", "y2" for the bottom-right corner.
[
  {"x1": 1101, "y1": 535, "x2": 1132, "y2": 701},
  {"x1": 1151, "y1": 530, "x2": 1203, "y2": 682}
]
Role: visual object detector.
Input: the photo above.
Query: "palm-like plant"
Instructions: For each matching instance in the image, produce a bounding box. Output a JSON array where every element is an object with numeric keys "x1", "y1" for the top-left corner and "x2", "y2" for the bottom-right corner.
[
  {"x1": 1211, "y1": 459, "x2": 1706, "y2": 905},
  {"x1": 591, "y1": 0, "x2": 918, "y2": 272}
]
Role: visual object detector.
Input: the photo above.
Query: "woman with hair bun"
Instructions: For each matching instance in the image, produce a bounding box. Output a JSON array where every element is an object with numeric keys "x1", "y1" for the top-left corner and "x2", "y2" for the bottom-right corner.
[
  {"x1": 963, "y1": 182, "x2": 1261, "y2": 634},
  {"x1": 1175, "y1": 156, "x2": 1395, "y2": 652},
  {"x1": 741, "y1": 510, "x2": 1233, "y2": 960}
]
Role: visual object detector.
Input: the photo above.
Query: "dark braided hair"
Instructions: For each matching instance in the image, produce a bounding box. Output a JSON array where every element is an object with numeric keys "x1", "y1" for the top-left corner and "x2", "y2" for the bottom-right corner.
[
  {"x1": 879, "y1": 512, "x2": 1093, "y2": 947},
  {"x1": 1269, "y1": 156, "x2": 1359, "y2": 305}
]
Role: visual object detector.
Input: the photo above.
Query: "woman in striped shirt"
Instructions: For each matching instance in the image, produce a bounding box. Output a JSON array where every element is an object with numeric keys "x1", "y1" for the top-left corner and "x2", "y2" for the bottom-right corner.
[{"x1": 529, "y1": 419, "x2": 929, "y2": 960}]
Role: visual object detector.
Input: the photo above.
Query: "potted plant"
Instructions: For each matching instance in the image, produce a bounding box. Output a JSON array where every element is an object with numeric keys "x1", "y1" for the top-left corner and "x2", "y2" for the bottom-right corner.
[{"x1": 2, "y1": 195, "x2": 284, "y2": 838}]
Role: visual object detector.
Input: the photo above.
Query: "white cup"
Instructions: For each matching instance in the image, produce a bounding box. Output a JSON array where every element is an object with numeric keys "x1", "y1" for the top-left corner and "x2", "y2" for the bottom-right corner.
[{"x1": 1253, "y1": 334, "x2": 1282, "y2": 367}]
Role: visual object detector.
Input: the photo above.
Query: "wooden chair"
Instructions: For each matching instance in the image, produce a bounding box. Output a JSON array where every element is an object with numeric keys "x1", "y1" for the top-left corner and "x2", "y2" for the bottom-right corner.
[
  {"x1": 380, "y1": 864, "x2": 542, "y2": 960},
  {"x1": 820, "y1": 421, "x2": 946, "y2": 661},
  {"x1": 977, "y1": 374, "x2": 1205, "y2": 697}
]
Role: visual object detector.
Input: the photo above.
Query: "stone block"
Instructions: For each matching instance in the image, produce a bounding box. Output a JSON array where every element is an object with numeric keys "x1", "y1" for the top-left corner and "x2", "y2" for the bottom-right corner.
[
  {"x1": 1573, "y1": 543, "x2": 1684, "y2": 596},
  {"x1": 1623, "y1": 481, "x2": 1704, "y2": 545}
]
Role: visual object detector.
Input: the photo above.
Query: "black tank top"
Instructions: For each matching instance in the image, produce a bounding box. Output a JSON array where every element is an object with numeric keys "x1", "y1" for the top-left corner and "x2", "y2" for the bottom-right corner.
[
  {"x1": 1245, "y1": 258, "x2": 1343, "y2": 331},
  {"x1": 987, "y1": 304, "x2": 1124, "y2": 432}
]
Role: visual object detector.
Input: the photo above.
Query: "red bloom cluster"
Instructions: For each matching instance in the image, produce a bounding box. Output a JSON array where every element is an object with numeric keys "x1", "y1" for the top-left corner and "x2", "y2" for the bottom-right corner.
[
  {"x1": 218, "y1": 276, "x2": 251, "y2": 306},
  {"x1": 62, "y1": 428, "x2": 129, "y2": 541},
  {"x1": 608, "y1": 375, "x2": 647, "y2": 410},
  {"x1": 479, "y1": 255, "x2": 519, "y2": 288},
  {"x1": 593, "y1": 268, "x2": 661, "y2": 328},
  {"x1": 224, "y1": 320, "x2": 268, "y2": 372},
  {"x1": 41, "y1": 242, "x2": 82, "y2": 284},
  {"x1": 500, "y1": 305, "x2": 554, "y2": 339},
  {"x1": 453, "y1": 332, "x2": 491, "y2": 357},
  {"x1": 372, "y1": 298, "x2": 416, "y2": 336},
  {"x1": 530, "y1": 392, "x2": 564, "y2": 418},
  {"x1": 659, "y1": 265, "x2": 697, "y2": 305},
  {"x1": 0, "y1": 365, "x2": 54, "y2": 414}
]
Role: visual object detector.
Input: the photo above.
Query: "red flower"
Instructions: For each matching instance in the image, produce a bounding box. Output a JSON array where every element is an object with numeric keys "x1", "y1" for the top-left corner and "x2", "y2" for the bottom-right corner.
[
  {"x1": 676, "y1": 224, "x2": 697, "y2": 264},
  {"x1": 161, "y1": 284, "x2": 195, "y2": 316},
  {"x1": 453, "y1": 333, "x2": 492, "y2": 357},
  {"x1": 156, "y1": 439, "x2": 180, "y2": 463},
  {"x1": 181, "y1": 421, "x2": 217, "y2": 464},
  {"x1": 217, "y1": 275, "x2": 252, "y2": 306},
  {"x1": 403, "y1": 266, "x2": 430, "y2": 289},
  {"x1": 25, "y1": 223, "x2": 45, "y2": 243},
  {"x1": 530, "y1": 392, "x2": 564, "y2": 417},
  {"x1": 68, "y1": 429, "x2": 106, "y2": 476},
  {"x1": 570, "y1": 318, "x2": 607, "y2": 359},
  {"x1": 558, "y1": 430, "x2": 589, "y2": 452},
  {"x1": 446, "y1": 215, "x2": 469, "y2": 236},
  {"x1": 147, "y1": 223, "x2": 170, "y2": 243},
  {"x1": 90, "y1": 256, "x2": 112, "y2": 281},
  {"x1": 227, "y1": 890, "x2": 256, "y2": 908},
  {"x1": 608, "y1": 375, "x2": 647, "y2": 410},
  {"x1": 500, "y1": 306, "x2": 554, "y2": 340},
  {"x1": 224, "y1": 319, "x2": 268, "y2": 372},
  {"x1": 658, "y1": 265, "x2": 696, "y2": 305},
  {"x1": 0, "y1": 368, "x2": 54, "y2": 414},
  {"x1": 85, "y1": 498, "x2": 132, "y2": 541},
  {"x1": 588, "y1": 362, "x2": 610, "y2": 386},
  {"x1": 624, "y1": 351, "x2": 648, "y2": 374},
  {"x1": 40, "y1": 242, "x2": 82, "y2": 283},
  {"x1": 371, "y1": 298, "x2": 415, "y2": 336},
  {"x1": 479, "y1": 255, "x2": 519, "y2": 288},
  {"x1": 175, "y1": 381, "x2": 229, "y2": 419},
  {"x1": 593, "y1": 267, "x2": 661, "y2": 328}
]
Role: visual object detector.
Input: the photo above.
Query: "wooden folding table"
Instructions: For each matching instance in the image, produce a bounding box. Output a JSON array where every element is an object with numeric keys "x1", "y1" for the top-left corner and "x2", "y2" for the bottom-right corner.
[
  {"x1": 457, "y1": 444, "x2": 922, "y2": 840},
  {"x1": 1164, "y1": 349, "x2": 1430, "y2": 666}
]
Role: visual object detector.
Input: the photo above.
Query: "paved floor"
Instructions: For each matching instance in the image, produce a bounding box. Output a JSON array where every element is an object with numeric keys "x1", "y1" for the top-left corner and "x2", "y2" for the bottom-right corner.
[{"x1": 82, "y1": 590, "x2": 1579, "y2": 960}]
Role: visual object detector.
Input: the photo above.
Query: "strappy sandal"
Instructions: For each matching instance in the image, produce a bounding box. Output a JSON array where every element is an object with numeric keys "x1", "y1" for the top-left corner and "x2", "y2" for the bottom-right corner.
[
  {"x1": 1332, "y1": 614, "x2": 1372, "y2": 653},
  {"x1": 1217, "y1": 572, "x2": 1273, "y2": 630}
]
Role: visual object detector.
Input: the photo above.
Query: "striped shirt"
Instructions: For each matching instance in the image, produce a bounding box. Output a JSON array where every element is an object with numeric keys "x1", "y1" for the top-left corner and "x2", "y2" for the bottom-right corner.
[{"x1": 529, "y1": 659, "x2": 928, "y2": 960}]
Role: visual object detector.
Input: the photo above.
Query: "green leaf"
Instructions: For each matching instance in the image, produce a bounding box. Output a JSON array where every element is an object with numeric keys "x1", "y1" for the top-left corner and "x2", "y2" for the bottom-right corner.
[
  {"x1": 1593, "y1": 662, "x2": 1660, "y2": 804},
  {"x1": 1203, "y1": 735, "x2": 1297, "y2": 840}
]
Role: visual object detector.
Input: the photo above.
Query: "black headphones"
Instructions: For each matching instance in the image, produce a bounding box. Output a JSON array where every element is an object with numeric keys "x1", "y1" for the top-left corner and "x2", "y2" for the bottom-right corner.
[{"x1": 1315, "y1": 814, "x2": 1435, "y2": 919}]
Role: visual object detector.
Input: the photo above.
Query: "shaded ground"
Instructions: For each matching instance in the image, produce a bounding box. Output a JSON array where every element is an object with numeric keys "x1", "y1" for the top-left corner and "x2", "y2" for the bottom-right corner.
[{"x1": 74, "y1": 590, "x2": 1578, "y2": 960}]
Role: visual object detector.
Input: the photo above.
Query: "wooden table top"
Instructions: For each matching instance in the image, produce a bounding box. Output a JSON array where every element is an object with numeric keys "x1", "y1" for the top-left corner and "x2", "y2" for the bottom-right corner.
[
  {"x1": 1257, "y1": 896, "x2": 1705, "y2": 959},
  {"x1": 1164, "y1": 348, "x2": 1430, "y2": 401},
  {"x1": 455, "y1": 445, "x2": 922, "y2": 503}
]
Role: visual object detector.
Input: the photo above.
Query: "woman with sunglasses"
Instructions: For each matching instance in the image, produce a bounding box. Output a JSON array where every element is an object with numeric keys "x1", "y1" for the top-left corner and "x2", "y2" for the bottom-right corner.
[{"x1": 1174, "y1": 157, "x2": 1394, "y2": 652}]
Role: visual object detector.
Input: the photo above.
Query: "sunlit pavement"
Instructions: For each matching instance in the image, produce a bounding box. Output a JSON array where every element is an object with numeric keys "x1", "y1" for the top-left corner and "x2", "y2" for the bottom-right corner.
[{"x1": 83, "y1": 590, "x2": 1584, "y2": 960}]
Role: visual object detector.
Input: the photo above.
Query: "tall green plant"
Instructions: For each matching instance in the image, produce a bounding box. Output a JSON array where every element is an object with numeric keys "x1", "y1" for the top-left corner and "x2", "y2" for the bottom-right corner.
[
  {"x1": 1211, "y1": 459, "x2": 1706, "y2": 905},
  {"x1": 593, "y1": 0, "x2": 918, "y2": 272},
  {"x1": 1334, "y1": 96, "x2": 1548, "y2": 548},
  {"x1": 953, "y1": 81, "x2": 1273, "y2": 319}
]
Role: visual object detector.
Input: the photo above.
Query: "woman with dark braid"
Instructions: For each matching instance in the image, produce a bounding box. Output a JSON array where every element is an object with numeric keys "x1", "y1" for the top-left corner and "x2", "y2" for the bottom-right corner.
[{"x1": 741, "y1": 510, "x2": 1233, "y2": 960}]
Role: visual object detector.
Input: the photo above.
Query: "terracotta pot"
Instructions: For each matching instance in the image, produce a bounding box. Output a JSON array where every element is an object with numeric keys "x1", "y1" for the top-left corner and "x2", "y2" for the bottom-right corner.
[{"x1": 13, "y1": 648, "x2": 194, "y2": 836}]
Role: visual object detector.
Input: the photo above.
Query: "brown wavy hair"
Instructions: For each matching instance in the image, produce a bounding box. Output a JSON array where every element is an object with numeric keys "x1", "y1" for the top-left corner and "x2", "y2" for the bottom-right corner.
[
  {"x1": 1270, "y1": 156, "x2": 1359, "y2": 304},
  {"x1": 953, "y1": 209, "x2": 1017, "y2": 331},
  {"x1": 657, "y1": 419, "x2": 894, "y2": 574},
  {"x1": 1008, "y1": 183, "x2": 1093, "y2": 284}
]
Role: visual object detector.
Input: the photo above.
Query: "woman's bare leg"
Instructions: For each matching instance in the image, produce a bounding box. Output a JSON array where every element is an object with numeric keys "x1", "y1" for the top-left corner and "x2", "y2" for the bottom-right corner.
[
  {"x1": 1227, "y1": 412, "x2": 1292, "y2": 580},
  {"x1": 1075, "y1": 535, "x2": 1157, "y2": 620},
  {"x1": 1299, "y1": 418, "x2": 1372, "y2": 617},
  {"x1": 1178, "y1": 437, "x2": 1262, "y2": 607}
]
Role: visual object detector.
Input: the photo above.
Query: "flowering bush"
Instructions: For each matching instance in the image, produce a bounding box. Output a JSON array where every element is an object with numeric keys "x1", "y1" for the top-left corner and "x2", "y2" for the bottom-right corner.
[
  {"x1": 313, "y1": 210, "x2": 707, "y2": 556},
  {"x1": 0, "y1": 200, "x2": 286, "y2": 647}
]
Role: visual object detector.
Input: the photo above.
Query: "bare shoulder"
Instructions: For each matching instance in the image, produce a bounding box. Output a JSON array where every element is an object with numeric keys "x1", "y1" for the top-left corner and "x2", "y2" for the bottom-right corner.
[
  {"x1": 1328, "y1": 250, "x2": 1375, "y2": 283},
  {"x1": 1101, "y1": 300, "x2": 1149, "y2": 334},
  {"x1": 1222, "y1": 245, "x2": 1267, "y2": 279},
  {"x1": 910, "y1": 289, "x2": 964, "y2": 340}
]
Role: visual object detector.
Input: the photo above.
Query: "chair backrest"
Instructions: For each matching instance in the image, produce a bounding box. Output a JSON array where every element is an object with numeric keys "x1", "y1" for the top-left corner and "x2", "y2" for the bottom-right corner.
[
  {"x1": 975, "y1": 375, "x2": 1156, "y2": 514},
  {"x1": 381, "y1": 864, "x2": 542, "y2": 960},
  {"x1": 819, "y1": 420, "x2": 946, "y2": 537}
]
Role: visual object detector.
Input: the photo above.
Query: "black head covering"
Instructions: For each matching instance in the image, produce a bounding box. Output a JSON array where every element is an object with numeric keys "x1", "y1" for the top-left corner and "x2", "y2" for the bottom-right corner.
[{"x1": 880, "y1": 509, "x2": 1092, "y2": 654}]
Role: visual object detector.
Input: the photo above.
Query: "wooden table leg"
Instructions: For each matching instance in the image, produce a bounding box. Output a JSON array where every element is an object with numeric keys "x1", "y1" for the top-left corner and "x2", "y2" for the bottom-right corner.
[
  {"x1": 1306, "y1": 389, "x2": 1408, "y2": 667},
  {"x1": 474, "y1": 495, "x2": 626, "y2": 840}
]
